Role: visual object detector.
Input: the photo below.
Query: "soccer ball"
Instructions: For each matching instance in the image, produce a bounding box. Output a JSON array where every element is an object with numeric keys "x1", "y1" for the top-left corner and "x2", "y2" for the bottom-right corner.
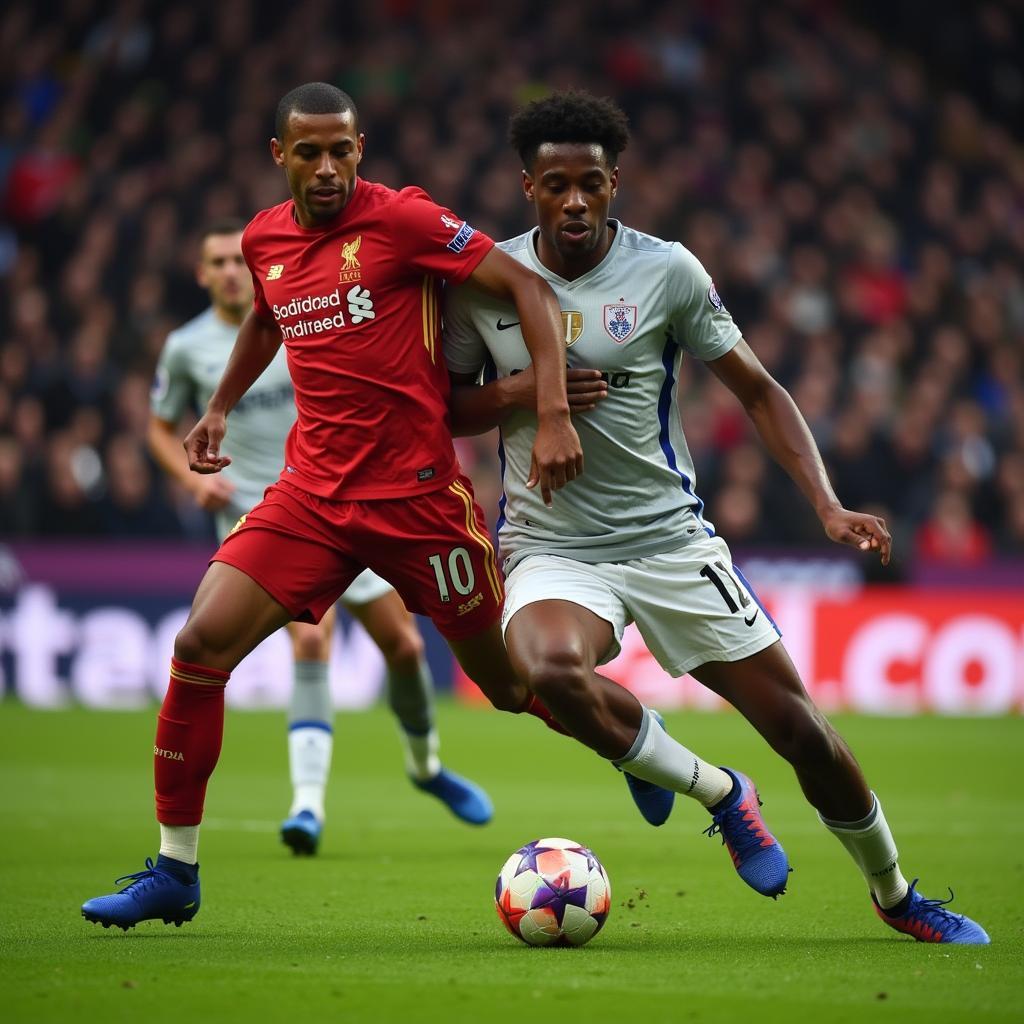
[{"x1": 494, "y1": 837, "x2": 611, "y2": 947}]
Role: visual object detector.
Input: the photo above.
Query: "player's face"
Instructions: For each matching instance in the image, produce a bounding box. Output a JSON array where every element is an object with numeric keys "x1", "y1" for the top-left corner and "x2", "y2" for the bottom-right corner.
[
  {"x1": 524, "y1": 143, "x2": 618, "y2": 268},
  {"x1": 197, "y1": 232, "x2": 252, "y2": 316},
  {"x1": 272, "y1": 110, "x2": 364, "y2": 227}
]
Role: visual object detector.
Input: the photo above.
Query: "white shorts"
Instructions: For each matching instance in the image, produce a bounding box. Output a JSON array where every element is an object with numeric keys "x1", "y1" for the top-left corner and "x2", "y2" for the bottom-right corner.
[
  {"x1": 501, "y1": 534, "x2": 781, "y2": 677},
  {"x1": 216, "y1": 508, "x2": 394, "y2": 609}
]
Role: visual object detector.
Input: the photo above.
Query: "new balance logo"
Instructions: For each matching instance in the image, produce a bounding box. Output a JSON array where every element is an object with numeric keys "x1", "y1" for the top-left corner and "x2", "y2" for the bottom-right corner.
[
  {"x1": 266, "y1": 264, "x2": 284, "y2": 281},
  {"x1": 154, "y1": 745, "x2": 185, "y2": 762}
]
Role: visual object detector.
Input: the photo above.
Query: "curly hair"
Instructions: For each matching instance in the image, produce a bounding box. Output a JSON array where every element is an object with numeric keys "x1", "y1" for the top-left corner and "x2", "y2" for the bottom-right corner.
[{"x1": 508, "y1": 90, "x2": 630, "y2": 169}]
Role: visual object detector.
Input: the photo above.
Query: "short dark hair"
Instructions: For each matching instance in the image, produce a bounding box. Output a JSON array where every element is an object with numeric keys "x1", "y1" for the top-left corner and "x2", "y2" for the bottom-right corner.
[
  {"x1": 508, "y1": 90, "x2": 630, "y2": 170},
  {"x1": 200, "y1": 217, "x2": 246, "y2": 242},
  {"x1": 275, "y1": 82, "x2": 358, "y2": 140}
]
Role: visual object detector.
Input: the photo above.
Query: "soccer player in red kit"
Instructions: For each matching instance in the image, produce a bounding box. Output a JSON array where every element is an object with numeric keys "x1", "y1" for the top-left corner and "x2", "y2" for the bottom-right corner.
[{"x1": 81, "y1": 82, "x2": 586, "y2": 930}]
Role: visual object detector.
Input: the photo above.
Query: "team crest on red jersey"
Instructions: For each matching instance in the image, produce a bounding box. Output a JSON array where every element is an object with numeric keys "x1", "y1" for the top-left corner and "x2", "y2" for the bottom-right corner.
[
  {"x1": 603, "y1": 303, "x2": 637, "y2": 343},
  {"x1": 339, "y1": 236, "x2": 362, "y2": 284}
]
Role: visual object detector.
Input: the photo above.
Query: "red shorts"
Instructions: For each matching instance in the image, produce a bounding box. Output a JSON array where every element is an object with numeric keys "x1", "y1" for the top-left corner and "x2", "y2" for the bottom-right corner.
[{"x1": 212, "y1": 476, "x2": 503, "y2": 641}]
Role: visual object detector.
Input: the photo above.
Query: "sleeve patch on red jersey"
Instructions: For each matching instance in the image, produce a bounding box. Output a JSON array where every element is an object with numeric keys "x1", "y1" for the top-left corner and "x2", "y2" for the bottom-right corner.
[{"x1": 446, "y1": 221, "x2": 476, "y2": 254}]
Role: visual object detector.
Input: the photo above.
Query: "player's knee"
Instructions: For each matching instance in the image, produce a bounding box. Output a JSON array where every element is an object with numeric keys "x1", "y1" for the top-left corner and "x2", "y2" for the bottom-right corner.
[
  {"x1": 173, "y1": 621, "x2": 222, "y2": 667},
  {"x1": 377, "y1": 624, "x2": 425, "y2": 673},
  {"x1": 291, "y1": 625, "x2": 329, "y2": 662},
  {"x1": 521, "y1": 645, "x2": 590, "y2": 706}
]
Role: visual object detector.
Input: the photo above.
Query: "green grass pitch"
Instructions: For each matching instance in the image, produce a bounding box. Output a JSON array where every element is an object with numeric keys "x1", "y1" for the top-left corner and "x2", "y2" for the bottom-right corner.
[{"x1": 1, "y1": 701, "x2": 1021, "y2": 1023}]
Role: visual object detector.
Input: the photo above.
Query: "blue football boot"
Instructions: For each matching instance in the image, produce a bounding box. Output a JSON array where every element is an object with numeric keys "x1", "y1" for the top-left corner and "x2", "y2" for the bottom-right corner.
[
  {"x1": 281, "y1": 809, "x2": 323, "y2": 855},
  {"x1": 81, "y1": 857, "x2": 200, "y2": 930},
  {"x1": 873, "y1": 880, "x2": 990, "y2": 943},
  {"x1": 621, "y1": 710, "x2": 676, "y2": 827},
  {"x1": 412, "y1": 767, "x2": 493, "y2": 825},
  {"x1": 703, "y1": 768, "x2": 790, "y2": 898}
]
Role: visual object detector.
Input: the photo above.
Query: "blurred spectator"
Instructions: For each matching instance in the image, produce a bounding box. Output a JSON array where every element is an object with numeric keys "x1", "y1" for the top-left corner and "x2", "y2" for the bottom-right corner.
[
  {"x1": 914, "y1": 489, "x2": 994, "y2": 566},
  {"x1": 0, "y1": 0, "x2": 1021, "y2": 575}
]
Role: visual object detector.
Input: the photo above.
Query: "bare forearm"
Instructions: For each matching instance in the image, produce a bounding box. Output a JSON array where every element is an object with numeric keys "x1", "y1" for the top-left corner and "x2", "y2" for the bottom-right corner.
[
  {"x1": 147, "y1": 420, "x2": 193, "y2": 486},
  {"x1": 513, "y1": 278, "x2": 569, "y2": 421},
  {"x1": 747, "y1": 382, "x2": 840, "y2": 517},
  {"x1": 207, "y1": 313, "x2": 282, "y2": 415},
  {"x1": 450, "y1": 376, "x2": 529, "y2": 436}
]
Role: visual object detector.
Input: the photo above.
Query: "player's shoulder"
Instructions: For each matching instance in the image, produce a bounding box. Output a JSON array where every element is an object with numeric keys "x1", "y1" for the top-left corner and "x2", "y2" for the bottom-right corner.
[
  {"x1": 496, "y1": 229, "x2": 534, "y2": 259},
  {"x1": 241, "y1": 201, "x2": 294, "y2": 246},
  {"x1": 614, "y1": 221, "x2": 677, "y2": 257},
  {"x1": 164, "y1": 307, "x2": 219, "y2": 353}
]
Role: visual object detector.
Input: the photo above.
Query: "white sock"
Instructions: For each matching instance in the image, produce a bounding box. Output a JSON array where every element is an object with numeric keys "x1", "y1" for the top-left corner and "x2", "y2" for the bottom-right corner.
[
  {"x1": 288, "y1": 726, "x2": 332, "y2": 821},
  {"x1": 401, "y1": 726, "x2": 441, "y2": 782},
  {"x1": 613, "y1": 708, "x2": 733, "y2": 807},
  {"x1": 820, "y1": 793, "x2": 910, "y2": 910},
  {"x1": 159, "y1": 824, "x2": 199, "y2": 865}
]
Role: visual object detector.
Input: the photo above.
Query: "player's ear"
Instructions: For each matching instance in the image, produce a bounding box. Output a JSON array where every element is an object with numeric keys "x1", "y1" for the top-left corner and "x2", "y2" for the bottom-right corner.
[
  {"x1": 270, "y1": 137, "x2": 285, "y2": 167},
  {"x1": 610, "y1": 166, "x2": 619, "y2": 198},
  {"x1": 522, "y1": 169, "x2": 534, "y2": 201},
  {"x1": 356, "y1": 133, "x2": 365, "y2": 165}
]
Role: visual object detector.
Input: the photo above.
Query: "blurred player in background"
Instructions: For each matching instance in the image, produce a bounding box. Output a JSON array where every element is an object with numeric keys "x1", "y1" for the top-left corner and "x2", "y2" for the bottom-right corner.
[
  {"x1": 147, "y1": 220, "x2": 494, "y2": 856},
  {"x1": 444, "y1": 90, "x2": 989, "y2": 944},
  {"x1": 81, "y1": 81, "x2": 589, "y2": 931}
]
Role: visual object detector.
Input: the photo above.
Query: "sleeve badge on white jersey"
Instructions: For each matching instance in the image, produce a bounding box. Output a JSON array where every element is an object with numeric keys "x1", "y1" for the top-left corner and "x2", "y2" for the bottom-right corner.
[
  {"x1": 604, "y1": 303, "x2": 637, "y2": 343},
  {"x1": 708, "y1": 282, "x2": 723, "y2": 311}
]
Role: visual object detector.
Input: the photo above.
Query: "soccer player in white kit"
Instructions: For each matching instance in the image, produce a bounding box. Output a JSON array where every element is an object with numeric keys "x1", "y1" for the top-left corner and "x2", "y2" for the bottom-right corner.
[
  {"x1": 443, "y1": 91, "x2": 988, "y2": 943},
  {"x1": 149, "y1": 220, "x2": 493, "y2": 855}
]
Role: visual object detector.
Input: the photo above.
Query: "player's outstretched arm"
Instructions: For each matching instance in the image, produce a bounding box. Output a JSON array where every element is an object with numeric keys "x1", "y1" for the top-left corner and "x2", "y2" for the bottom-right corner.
[
  {"x1": 466, "y1": 248, "x2": 582, "y2": 505},
  {"x1": 183, "y1": 312, "x2": 283, "y2": 474},
  {"x1": 707, "y1": 339, "x2": 892, "y2": 565},
  {"x1": 448, "y1": 367, "x2": 608, "y2": 437}
]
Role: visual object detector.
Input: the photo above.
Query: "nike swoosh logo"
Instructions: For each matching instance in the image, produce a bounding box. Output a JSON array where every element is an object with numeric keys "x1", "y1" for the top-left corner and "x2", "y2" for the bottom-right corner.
[
  {"x1": 496, "y1": 319, "x2": 521, "y2": 331},
  {"x1": 744, "y1": 610, "x2": 759, "y2": 627},
  {"x1": 183, "y1": 901, "x2": 196, "y2": 909}
]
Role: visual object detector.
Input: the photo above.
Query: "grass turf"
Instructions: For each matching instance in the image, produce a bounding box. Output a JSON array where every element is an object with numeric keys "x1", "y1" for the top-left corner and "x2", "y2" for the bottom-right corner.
[{"x1": 0, "y1": 701, "x2": 1020, "y2": 1023}]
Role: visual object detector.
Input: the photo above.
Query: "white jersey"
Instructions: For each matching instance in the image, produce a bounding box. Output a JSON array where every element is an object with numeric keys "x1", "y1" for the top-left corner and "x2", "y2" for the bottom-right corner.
[
  {"x1": 443, "y1": 221, "x2": 741, "y2": 571},
  {"x1": 150, "y1": 307, "x2": 295, "y2": 517}
]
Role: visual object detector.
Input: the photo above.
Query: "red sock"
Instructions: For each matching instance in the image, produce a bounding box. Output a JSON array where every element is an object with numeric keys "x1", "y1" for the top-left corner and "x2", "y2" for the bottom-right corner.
[
  {"x1": 523, "y1": 694, "x2": 571, "y2": 737},
  {"x1": 154, "y1": 658, "x2": 229, "y2": 826}
]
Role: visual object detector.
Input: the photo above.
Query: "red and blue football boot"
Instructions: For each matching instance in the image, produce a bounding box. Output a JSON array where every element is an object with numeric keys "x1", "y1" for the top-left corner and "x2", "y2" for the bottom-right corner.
[
  {"x1": 873, "y1": 880, "x2": 990, "y2": 943},
  {"x1": 81, "y1": 856, "x2": 200, "y2": 930},
  {"x1": 703, "y1": 768, "x2": 790, "y2": 898}
]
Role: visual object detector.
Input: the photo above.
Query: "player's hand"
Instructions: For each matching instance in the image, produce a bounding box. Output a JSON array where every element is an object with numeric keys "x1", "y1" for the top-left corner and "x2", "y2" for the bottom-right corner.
[
  {"x1": 184, "y1": 411, "x2": 232, "y2": 474},
  {"x1": 509, "y1": 367, "x2": 608, "y2": 414},
  {"x1": 188, "y1": 473, "x2": 236, "y2": 511},
  {"x1": 527, "y1": 413, "x2": 584, "y2": 507},
  {"x1": 821, "y1": 507, "x2": 892, "y2": 566}
]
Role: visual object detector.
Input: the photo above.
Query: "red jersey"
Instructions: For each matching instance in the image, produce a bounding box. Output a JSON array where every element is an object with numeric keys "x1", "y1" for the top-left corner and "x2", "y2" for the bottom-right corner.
[{"x1": 241, "y1": 179, "x2": 494, "y2": 500}]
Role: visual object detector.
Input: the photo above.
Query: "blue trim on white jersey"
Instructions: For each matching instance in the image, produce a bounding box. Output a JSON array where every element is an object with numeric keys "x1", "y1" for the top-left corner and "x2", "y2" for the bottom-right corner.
[
  {"x1": 658, "y1": 339, "x2": 713, "y2": 537},
  {"x1": 288, "y1": 719, "x2": 333, "y2": 734},
  {"x1": 732, "y1": 564, "x2": 782, "y2": 637}
]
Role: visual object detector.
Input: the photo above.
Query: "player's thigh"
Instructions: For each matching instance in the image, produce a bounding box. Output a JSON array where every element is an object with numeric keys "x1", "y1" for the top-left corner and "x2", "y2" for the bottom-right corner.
[
  {"x1": 214, "y1": 484, "x2": 362, "y2": 625},
  {"x1": 361, "y1": 476, "x2": 504, "y2": 643},
  {"x1": 286, "y1": 605, "x2": 336, "y2": 663},
  {"x1": 179, "y1": 561, "x2": 293, "y2": 669},
  {"x1": 502, "y1": 556, "x2": 623, "y2": 672},
  {"x1": 622, "y1": 535, "x2": 780, "y2": 677},
  {"x1": 691, "y1": 639, "x2": 819, "y2": 739}
]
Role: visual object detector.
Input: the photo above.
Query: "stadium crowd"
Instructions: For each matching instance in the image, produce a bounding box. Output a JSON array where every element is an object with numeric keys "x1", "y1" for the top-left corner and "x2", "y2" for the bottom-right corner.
[{"x1": 1, "y1": 0, "x2": 1022, "y2": 574}]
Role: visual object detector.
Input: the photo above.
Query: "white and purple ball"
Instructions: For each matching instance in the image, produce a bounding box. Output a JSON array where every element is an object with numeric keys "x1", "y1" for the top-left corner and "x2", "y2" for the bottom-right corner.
[{"x1": 495, "y1": 837, "x2": 611, "y2": 947}]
